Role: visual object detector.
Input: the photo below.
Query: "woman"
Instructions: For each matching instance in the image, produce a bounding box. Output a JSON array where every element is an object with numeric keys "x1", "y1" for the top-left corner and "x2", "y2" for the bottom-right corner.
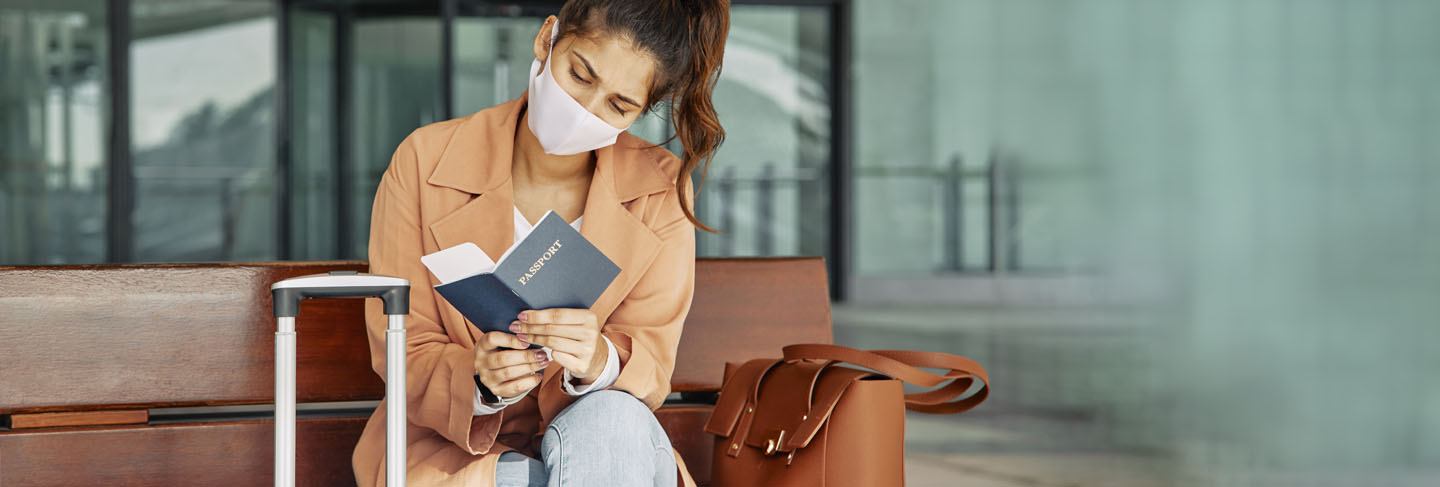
[{"x1": 350, "y1": 0, "x2": 727, "y2": 486}]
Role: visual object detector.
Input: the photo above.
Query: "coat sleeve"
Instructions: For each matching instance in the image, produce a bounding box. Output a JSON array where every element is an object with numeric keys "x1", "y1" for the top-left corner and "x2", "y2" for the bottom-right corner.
[
  {"x1": 363, "y1": 131, "x2": 507, "y2": 455},
  {"x1": 603, "y1": 181, "x2": 698, "y2": 409}
]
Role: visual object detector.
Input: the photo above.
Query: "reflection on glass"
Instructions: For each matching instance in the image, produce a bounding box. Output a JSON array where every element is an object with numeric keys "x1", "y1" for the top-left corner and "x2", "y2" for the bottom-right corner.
[
  {"x1": 0, "y1": 3, "x2": 109, "y2": 265},
  {"x1": 289, "y1": 9, "x2": 335, "y2": 260},
  {"x1": 699, "y1": 5, "x2": 831, "y2": 259},
  {"x1": 349, "y1": 17, "x2": 443, "y2": 259},
  {"x1": 851, "y1": 1, "x2": 1102, "y2": 276},
  {"x1": 130, "y1": 0, "x2": 276, "y2": 262},
  {"x1": 451, "y1": 5, "x2": 832, "y2": 260},
  {"x1": 453, "y1": 16, "x2": 536, "y2": 116}
]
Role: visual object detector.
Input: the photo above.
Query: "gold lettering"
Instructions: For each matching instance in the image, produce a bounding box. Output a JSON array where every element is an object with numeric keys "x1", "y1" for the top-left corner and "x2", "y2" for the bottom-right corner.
[{"x1": 517, "y1": 239, "x2": 564, "y2": 286}]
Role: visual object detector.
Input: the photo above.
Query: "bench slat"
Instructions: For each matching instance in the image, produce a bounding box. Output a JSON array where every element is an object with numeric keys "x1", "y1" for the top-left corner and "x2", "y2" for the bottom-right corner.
[
  {"x1": 9, "y1": 409, "x2": 148, "y2": 429},
  {"x1": 0, "y1": 258, "x2": 831, "y2": 412},
  {"x1": 0, "y1": 417, "x2": 365, "y2": 486},
  {"x1": 672, "y1": 257, "x2": 834, "y2": 391},
  {"x1": 0, "y1": 262, "x2": 378, "y2": 412},
  {"x1": 0, "y1": 406, "x2": 716, "y2": 486}
]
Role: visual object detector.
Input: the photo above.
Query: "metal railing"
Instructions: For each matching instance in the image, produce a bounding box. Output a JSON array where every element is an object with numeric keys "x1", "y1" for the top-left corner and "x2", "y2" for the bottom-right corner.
[{"x1": 706, "y1": 152, "x2": 1021, "y2": 273}]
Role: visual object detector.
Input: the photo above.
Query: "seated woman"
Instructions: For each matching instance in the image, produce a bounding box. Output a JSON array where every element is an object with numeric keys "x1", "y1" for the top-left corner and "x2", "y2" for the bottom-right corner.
[{"x1": 350, "y1": 1, "x2": 729, "y2": 486}]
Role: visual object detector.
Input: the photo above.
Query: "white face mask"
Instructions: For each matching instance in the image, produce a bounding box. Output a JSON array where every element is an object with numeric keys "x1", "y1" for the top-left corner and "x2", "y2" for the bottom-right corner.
[{"x1": 526, "y1": 22, "x2": 630, "y2": 155}]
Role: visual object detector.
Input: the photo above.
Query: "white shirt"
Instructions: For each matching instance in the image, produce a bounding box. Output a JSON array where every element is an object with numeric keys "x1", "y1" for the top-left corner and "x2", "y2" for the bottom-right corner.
[{"x1": 472, "y1": 206, "x2": 621, "y2": 415}]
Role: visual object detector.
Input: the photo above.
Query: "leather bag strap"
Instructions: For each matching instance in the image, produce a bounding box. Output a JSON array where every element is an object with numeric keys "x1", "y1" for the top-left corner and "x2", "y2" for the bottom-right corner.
[{"x1": 781, "y1": 344, "x2": 989, "y2": 414}]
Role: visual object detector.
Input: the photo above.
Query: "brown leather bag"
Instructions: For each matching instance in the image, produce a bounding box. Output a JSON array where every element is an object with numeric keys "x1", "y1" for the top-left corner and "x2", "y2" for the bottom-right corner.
[{"x1": 704, "y1": 344, "x2": 989, "y2": 486}]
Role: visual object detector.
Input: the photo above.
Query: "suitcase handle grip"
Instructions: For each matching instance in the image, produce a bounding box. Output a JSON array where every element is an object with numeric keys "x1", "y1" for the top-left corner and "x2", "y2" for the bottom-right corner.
[{"x1": 271, "y1": 271, "x2": 410, "y2": 317}]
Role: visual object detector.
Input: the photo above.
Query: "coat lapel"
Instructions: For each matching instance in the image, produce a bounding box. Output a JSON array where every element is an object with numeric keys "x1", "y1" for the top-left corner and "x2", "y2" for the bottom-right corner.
[
  {"x1": 423, "y1": 90, "x2": 675, "y2": 325},
  {"x1": 577, "y1": 142, "x2": 666, "y2": 322}
]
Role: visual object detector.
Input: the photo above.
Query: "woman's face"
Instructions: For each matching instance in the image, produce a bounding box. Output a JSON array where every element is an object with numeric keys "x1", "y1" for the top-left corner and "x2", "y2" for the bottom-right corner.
[{"x1": 533, "y1": 16, "x2": 657, "y2": 130}]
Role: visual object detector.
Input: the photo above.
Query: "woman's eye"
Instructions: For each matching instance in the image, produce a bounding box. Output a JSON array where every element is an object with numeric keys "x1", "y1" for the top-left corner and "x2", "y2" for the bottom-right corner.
[
  {"x1": 569, "y1": 70, "x2": 589, "y2": 84},
  {"x1": 610, "y1": 101, "x2": 627, "y2": 115}
]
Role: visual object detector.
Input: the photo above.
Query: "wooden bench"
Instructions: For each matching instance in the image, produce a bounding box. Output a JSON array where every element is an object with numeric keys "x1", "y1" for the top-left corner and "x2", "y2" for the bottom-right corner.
[{"x1": 0, "y1": 257, "x2": 833, "y2": 486}]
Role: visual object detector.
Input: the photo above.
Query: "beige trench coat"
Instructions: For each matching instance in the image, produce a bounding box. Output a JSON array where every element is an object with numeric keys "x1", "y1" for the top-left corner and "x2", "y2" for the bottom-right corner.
[{"x1": 351, "y1": 90, "x2": 698, "y2": 487}]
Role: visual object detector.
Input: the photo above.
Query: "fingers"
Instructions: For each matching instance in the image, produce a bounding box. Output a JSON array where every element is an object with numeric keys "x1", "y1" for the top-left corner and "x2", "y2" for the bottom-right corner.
[
  {"x1": 479, "y1": 331, "x2": 528, "y2": 351},
  {"x1": 489, "y1": 361, "x2": 547, "y2": 382},
  {"x1": 511, "y1": 321, "x2": 595, "y2": 342},
  {"x1": 489, "y1": 371, "x2": 543, "y2": 398},
  {"x1": 483, "y1": 349, "x2": 549, "y2": 370},
  {"x1": 477, "y1": 350, "x2": 550, "y2": 396},
  {"x1": 518, "y1": 308, "x2": 594, "y2": 328},
  {"x1": 546, "y1": 348, "x2": 589, "y2": 377},
  {"x1": 511, "y1": 308, "x2": 601, "y2": 380},
  {"x1": 520, "y1": 333, "x2": 581, "y2": 351}
]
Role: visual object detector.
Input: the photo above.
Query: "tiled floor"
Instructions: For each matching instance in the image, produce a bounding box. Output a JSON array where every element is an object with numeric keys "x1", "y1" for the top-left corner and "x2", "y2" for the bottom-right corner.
[
  {"x1": 900, "y1": 409, "x2": 1174, "y2": 486},
  {"x1": 905, "y1": 452, "x2": 1173, "y2": 487},
  {"x1": 832, "y1": 303, "x2": 1174, "y2": 486},
  {"x1": 832, "y1": 303, "x2": 1440, "y2": 486}
]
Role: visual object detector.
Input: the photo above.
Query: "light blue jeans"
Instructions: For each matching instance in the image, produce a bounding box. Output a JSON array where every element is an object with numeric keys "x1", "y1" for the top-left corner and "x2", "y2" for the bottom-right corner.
[{"x1": 493, "y1": 390, "x2": 677, "y2": 487}]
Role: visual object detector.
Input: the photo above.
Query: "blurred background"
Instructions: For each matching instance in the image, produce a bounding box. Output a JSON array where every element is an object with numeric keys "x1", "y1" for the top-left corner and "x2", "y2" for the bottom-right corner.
[{"x1": 3, "y1": 0, "x2": 1437, "y2": 485}]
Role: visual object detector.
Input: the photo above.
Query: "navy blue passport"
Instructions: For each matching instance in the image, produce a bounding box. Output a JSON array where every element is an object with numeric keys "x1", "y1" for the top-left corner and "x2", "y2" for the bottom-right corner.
[{"x1": 434, "y1": 211, "x2": 621, "y2": 346}]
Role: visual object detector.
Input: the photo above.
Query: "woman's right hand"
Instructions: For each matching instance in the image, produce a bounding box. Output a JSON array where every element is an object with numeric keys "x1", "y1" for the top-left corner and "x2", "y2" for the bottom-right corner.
[{"x1": 474, "y1": 331, "x2": 549, "y2": 398}]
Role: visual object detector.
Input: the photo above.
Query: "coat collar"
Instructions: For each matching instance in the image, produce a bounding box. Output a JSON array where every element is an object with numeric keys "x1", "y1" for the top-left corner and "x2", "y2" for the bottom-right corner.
[
  {"x1": 423, "y1": 90, "x2": 674, "y2": 327},
  {"x1": 426, "y1": 89, "x2": 674, "y2": 201}
]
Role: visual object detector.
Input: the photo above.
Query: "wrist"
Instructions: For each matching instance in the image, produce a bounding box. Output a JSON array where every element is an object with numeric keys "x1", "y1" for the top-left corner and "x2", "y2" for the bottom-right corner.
[
  {"x1": 474, "y1": 374, "x2": 500, "y2": 403},
  {"x1": 574, "y1": 339, "x2": 608, "y2": 384}
]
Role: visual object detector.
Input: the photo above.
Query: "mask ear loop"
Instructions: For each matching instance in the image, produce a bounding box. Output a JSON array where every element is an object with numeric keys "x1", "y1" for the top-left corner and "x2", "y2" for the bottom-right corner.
[{"x1": 532, "y1": 21, "x2": 560, "y2": 80}]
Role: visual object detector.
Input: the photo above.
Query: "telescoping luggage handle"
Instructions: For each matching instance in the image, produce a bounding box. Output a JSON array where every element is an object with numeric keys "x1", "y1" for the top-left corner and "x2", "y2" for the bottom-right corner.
[{"x1": 271, "y1": 271, "x2": 410, "y2": 487}]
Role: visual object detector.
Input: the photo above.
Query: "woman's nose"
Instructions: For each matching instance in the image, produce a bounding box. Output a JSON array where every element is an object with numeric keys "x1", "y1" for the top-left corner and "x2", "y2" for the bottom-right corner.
[
  {"x1": 579, "y1": 94, "x2": 626, "y2": 129},
  {"x1": 579, "y1": 94, "x2": 608, "y2": 118}
]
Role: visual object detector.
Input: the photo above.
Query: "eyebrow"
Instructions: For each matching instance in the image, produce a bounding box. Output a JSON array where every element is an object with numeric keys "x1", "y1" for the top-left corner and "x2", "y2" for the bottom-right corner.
[{"x1": 573, "y1": 51, "x2": 642, "y2": 108}]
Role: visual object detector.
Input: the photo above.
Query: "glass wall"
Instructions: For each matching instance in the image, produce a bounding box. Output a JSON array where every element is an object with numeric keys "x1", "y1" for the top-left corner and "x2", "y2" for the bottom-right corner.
[
  {"x1": 2, "y1": 1, "x2": 838, "y2": 268},
  {"x1": 845, "y1": 0, "x2": 1440, "y2": 482},
  {"x1": 129, "y1": 0, "x2": 277, "y2": 261},
  {"x1": 0, "y1": 1, "x2": 110, "y2": 265}
]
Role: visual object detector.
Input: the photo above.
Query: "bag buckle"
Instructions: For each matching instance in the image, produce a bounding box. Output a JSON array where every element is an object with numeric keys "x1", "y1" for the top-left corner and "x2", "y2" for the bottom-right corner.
[{"x1": 762, "y1": 428, "x2": 787, "y2": 456}]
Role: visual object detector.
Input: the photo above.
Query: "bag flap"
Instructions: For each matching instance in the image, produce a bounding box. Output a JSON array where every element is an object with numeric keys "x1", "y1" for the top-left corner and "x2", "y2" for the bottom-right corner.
[
  {"x1": 737, "y1": 360, "x2": 829, "y2": 450},
  {"x1": 773, "y1": 365, "x2": 879, "y2": 452},
  {"x1": 703, "y1": 358, "x2": 781, "y2": 438}
]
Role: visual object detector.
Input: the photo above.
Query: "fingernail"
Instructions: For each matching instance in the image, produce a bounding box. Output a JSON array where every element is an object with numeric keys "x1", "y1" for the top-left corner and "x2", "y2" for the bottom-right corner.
[
  {"x1": 536, "y1": 351, "x2": 548, "y2": 361},
  {"x1": 517, "y1": 311, "x2": 529, "y2": 320},
  {"x1": 509, "y1": 322, "x2": 521, "y2": 332},
  {"x1": 517, "y1": 333, "x2": 529, "y2": 342}
]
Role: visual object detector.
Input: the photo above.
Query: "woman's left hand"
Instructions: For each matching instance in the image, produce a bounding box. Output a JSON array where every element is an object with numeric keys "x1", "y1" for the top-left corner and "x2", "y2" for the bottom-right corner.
[{"x1": 510, "y1": 308, "x2": 607, "y2": 384}]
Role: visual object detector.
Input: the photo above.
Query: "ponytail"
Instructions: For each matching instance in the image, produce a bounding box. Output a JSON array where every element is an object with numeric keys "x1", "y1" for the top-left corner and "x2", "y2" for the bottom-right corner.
[{"x1": 667, "y1": 0, "x2": 728, "y2": 234}]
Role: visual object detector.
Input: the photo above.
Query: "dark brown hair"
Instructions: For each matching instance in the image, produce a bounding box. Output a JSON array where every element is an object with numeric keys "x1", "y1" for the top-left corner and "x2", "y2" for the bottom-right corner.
[{"x1": 555, "y1": 0, "x2": 729, "y2": 233}]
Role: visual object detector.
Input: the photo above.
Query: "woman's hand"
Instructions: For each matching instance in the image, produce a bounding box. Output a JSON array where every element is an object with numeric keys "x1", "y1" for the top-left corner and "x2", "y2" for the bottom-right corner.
[
  {"x1": 510, "y1": 308, "x2": 607, "y2": 384},
  {"x1": 473, "y1": 331, "x2": 549, "y2": 398}
]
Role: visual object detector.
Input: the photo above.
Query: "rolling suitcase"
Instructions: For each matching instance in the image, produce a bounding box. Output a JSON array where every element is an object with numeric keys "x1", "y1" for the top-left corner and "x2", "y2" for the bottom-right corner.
[{"x1": 272, "y1": 271, "x2": 411, "y2": 487}]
